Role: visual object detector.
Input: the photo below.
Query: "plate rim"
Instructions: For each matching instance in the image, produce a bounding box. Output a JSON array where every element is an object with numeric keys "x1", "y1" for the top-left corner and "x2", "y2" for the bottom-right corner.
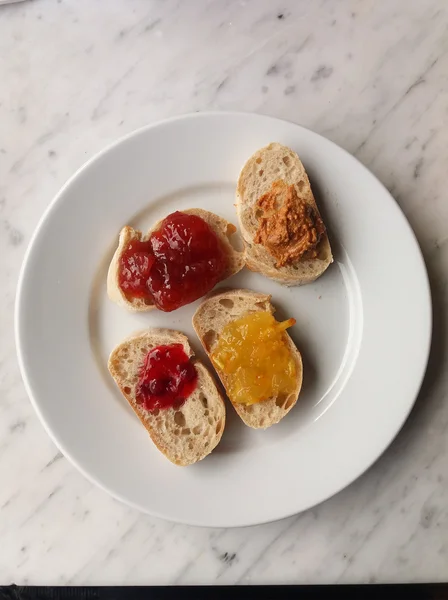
[{"x1": 15, "y1": 111, "x2": 432, "y2": 527}]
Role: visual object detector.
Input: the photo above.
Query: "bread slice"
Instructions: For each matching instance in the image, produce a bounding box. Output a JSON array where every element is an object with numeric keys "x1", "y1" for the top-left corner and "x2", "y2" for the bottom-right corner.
[
  {"x1": 193, "y1": 289, "x2": 303, "y2": 429},
  {"x1": 108, "y1": 328, "x2": 226, "y2": 466},
  {"x1": 236, "y1": 142, "x2": 333, "y2": 285},
  {"x1": 107, "y1": 208, "x2": 244, "y2": 312}
]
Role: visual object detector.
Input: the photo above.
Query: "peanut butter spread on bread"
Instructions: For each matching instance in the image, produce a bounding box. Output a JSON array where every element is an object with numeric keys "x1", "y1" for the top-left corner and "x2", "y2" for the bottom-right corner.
[{"x1": 254, "y1": 180, "x2": 326, "y2": 267}]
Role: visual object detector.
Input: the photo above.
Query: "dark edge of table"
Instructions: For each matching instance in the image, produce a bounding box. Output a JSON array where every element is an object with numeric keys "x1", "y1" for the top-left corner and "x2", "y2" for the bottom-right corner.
[{"x1": 1, "y1": 585, "x2": 448, "y2": 600}]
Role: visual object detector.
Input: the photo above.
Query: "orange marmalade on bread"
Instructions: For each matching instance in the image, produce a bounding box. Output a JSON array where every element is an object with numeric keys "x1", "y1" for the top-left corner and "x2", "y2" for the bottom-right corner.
[{"x1": 211, "y1": 312, "x2": 297, "y2": 405}]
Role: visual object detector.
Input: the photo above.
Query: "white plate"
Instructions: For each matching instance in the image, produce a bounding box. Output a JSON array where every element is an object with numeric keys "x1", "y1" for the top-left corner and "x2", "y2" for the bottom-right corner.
[{"x1": 16, "y1": 112, "x2": 431, "y2": 527}]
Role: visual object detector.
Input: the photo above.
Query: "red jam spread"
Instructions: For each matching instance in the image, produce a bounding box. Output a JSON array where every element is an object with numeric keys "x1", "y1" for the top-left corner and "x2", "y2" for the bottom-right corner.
[
  {"x1": 136, "y1": 343, "x2": 198, "y2": 412},
  {"x1": 119, "y1": 239, "x2": 155, "y2": 299},
  {"x1": 118, "y1": 211, "x2": 228, "y2": 312}
]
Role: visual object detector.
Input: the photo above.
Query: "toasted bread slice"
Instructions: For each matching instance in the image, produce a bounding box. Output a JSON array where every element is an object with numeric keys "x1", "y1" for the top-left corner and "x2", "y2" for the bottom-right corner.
[
  {"x1": 193, "y1": 289, "x2": 303, "y2": 429},
  {"x1": 236, "y1": 143, "x2": 333, "y2": 285},
  {"x1": 107, "y1": 209, "x2": 244, "y2": 312},
  {"x1": 108, "y1": 328, "x2": 226, "y2": 466}
]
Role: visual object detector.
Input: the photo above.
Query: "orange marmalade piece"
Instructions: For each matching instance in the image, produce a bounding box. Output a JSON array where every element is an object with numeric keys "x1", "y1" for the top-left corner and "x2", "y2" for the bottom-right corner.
[
  {"x1": 254, "y1": 180, "x2": 326, "y2": 267},
  {"x1": 211, "y1": 312, "x2": 297, "y2": 405}
]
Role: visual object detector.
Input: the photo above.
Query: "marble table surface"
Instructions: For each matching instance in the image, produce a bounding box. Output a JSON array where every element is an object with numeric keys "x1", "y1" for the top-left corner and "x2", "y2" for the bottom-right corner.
[{"x1": 1, "y1": 0, "x2": 448, "y2": 586}]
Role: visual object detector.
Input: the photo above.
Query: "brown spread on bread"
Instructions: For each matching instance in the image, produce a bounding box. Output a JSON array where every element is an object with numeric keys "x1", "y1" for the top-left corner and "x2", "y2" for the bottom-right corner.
[{"x1": 254, "y1": 180, "x2": 326, "y2": 267}]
